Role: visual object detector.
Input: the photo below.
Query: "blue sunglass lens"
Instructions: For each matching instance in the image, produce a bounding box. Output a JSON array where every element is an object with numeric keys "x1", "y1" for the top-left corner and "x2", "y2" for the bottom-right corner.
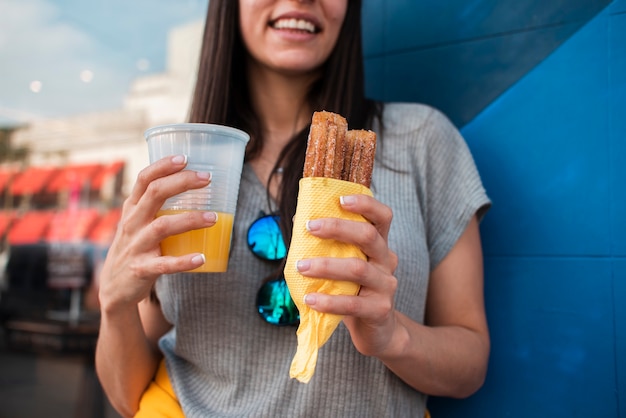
[
  {"x1": 256, "y1": 277, "x2": 299, "y2": 326},
  {"x1": 247, "y1": 215, "x2": 286, "y2": 261}
]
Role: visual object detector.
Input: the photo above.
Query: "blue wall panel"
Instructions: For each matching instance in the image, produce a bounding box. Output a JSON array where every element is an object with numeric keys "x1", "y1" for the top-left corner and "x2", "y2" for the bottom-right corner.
[
  {"x1": 462, "y1": 13, "x2": 611, "y2": 257},
  {"x1": 379, "y1": 23, "x2": 581, "y2": 128},
  {"x1": 361, "y1": 0, "x2": 385, "y2": 56},
  {"x1": 611, "y1": 0, "x2": 626, "y2": 11},
  {"x1": 611, "y1": 9, "x2": 626, "y2": 418},
  {"x1": 616, "y1": 260, "x2": 626, "y2": 418},
  {"x1": 362, "y1": 0, "x2": 611, "y2": 126},
  {"x1": 382, "y1": 0, "x2": 607, "y2": 52},
  {"x1": 431, "y1": 257, "x2": 618, "y2": 417},
  {"x1": 362, "y1": 0, "x2": 624, "y2": 417},
  {"x1": 610, "y1": 12, "x2": 626, "y2": 256}
]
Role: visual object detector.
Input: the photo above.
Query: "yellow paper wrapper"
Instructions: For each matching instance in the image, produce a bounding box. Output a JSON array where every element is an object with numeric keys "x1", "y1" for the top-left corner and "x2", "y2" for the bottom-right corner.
[{"x1": 284, "y1": 177, "x2": 373, "y2": 383}]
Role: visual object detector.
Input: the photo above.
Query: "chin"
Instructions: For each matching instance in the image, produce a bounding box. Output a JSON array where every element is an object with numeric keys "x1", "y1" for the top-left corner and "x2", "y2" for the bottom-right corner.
[{"x1": 270, "y1": 54, "x2": 325, "y2": 75}]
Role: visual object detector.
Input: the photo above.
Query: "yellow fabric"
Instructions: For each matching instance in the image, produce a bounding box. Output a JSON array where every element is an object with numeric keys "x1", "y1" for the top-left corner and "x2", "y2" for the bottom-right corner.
[
  {"x1": 134, "y1": 359, "x2": 184, "y2": 418},
  {"x1": 284, "y1": 177, "x2": 373, "y2": 383}
]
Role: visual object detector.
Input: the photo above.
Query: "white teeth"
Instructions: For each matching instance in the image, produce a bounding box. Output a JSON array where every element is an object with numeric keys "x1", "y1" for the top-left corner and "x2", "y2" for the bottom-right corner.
[{"x1": 273, "y1": 18, "x2": 316, "y2": 33}]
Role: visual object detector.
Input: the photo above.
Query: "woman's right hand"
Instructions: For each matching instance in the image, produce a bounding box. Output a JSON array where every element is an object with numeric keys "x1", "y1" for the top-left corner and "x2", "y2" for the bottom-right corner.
[{"x1": 98, "y1": 154, "x2": 217, "y2": 312}]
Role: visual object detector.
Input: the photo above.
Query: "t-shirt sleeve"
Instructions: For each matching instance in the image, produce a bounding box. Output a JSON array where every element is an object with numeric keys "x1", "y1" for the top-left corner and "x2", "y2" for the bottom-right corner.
[{"x1": 417, "y1": 107, "x2": 491, "y2": 270}]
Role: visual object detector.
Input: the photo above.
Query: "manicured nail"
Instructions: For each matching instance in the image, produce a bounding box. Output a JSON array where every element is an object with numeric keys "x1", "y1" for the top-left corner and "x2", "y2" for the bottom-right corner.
[
  {"x1": 172, "y1": 155, "x2": 187, "y2": 165},
  {"x1": 191, "y1": 254, "x2": 206, "y2": 265},
  {"x1": 304, "y1": 294, "x2": 316, "y2": 305},
  {"x1": 203, "y1": 212, "x2": 217, "y2": 222},
  {"x1": 306, "y1": 219, "x2": 321, "y2": 231},
  {"x1": 196, "y1": 171, "x2": 211, "y2": 180},
  {"x1": 340, "y1": 195, "x2": 356, "y2": 206},
  {"x1": 296, "y1": 259, "x2": 311, "y2": 272}
]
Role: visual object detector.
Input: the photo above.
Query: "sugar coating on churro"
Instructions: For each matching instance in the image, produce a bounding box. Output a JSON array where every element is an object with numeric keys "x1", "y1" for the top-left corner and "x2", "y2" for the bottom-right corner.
[{"x1": 303, "y1": 111, "x2": 376, "y2": 188}]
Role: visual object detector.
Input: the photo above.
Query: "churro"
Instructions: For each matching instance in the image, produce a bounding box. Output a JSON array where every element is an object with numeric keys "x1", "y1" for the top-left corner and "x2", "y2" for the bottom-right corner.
[
  {"x1": 303, "y1": 111, "x2": 348, "y2": 179},
  {"x1": 343, "y1": 129, "x2": 376, "y2": 188},
  {"x1": 303, "y1": 111, "x2": 376, "y2": 187}
]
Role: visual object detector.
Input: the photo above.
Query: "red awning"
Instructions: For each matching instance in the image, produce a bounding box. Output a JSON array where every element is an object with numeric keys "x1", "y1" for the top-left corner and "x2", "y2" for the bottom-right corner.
[
  {"x1": 89, "y1": 208, "x2": 121, "y2": 244},
  {"x1": 46, "y1": 164, "x2": 103, "y2": 193},
  {"x1": 0, "y1": 169, "x2": 19, "y2": 194},
  {"x1": 0, "y1": 211, "x2": 17, "y2": 238},
  {"x1": 91, "y1": 161, "x2": 124, "y2": 191},
  {"x1": 7, "y1": 211, "x2": 55, "y2": 245},
  {"x1": 10, "y1": 167, "x2": 60, "y2": 196},
  {"x1": 46, "y1": 208, "x2": 100, "y2": 242}
]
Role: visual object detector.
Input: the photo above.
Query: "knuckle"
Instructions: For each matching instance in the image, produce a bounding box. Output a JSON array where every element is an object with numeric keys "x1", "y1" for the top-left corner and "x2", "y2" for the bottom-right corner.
[
  {"x1": 318, "y1": 257, "x2": 332, "y2": 271},
  {"x1": 118, "y1": 218, "x2": 133, "y2": 236},
  {"x1": 121, "y1": 197, "x2": 133, "y2": 212},
  {"x1": 129, "y1": 261, "x2": 147, "y2": 279},
  {"x1": 379, "y1": 298, "x2": 394, "y2": 317},
  {"x1": 144, "y1": 181, "x2": 162, "y2": 200},
  {"x1": 386, "y1": 274, "x2": 398, "y2": 295},
  {"x1": 360, "y1": 224, "x2": 378, "y2": 244},
  {"x1": 389, "y1": 250, "x2": 399, "y2": 270},
  {"x1": 344, "y1": 297, "x2": 361, "y2": 316},
  {"x1": 152, "y1": 258, "x2": 171, "y2": 276},
  {"x1": 349, "y1": 258, "x2": 368, "y2": 278},
  {"x1": 150, "y1": 216, "x2": 168, "y2": 236},
  {"x1": 136, "y1": 168, "x2": 152, "y2": 187},
  {"x1": 381, "y1": 206, "x2": 393, "y2": 225},
  {"x1": 325, "y1": 217, "x2": 341, "y2": 231}
]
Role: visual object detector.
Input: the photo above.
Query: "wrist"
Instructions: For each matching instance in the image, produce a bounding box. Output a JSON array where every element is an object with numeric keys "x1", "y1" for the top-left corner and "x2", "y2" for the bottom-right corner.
[
  {"x1": 377, "y1": 312, "x2": 411, "y2": 362},
  {"x1": 99, "y1": 295, "x2": 140, "y2": 321}
]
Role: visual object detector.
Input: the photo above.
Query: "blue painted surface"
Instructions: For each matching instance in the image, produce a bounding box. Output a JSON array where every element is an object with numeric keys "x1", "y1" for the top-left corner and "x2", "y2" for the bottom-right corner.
[
  {"x1": 362, "y1": 1, "x2": 624, "y2": 416},
  {"x1": 610, "y1": 12, "x2": 626, "y2": 256},
  {"x1": 610, "y1": 11, "x2": 626, "y2": 417},
  {"x1": 436, "y1": 257, "x2": 617, "y2": 417},
  {"x1": 616, "y1": 260, "x2": 626, "y2": 418},
  {"x1": 463, "y1": 13, "x2": 612, "y2": 257},
  {"x1": 611, "y1": 0, "x2": 626, "y2": 11},
  {"x1": 363, "y1": 0, "x2": 611, "y2": 126},
  {"x1": 380, "y1": 21, "x2": 586, "y2": 142}
]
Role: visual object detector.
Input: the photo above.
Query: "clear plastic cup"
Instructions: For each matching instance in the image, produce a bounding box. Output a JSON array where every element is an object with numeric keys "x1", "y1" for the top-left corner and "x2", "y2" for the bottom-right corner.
[{"x1": 144, "y1": 123, "x2": 250, "y2": 272}]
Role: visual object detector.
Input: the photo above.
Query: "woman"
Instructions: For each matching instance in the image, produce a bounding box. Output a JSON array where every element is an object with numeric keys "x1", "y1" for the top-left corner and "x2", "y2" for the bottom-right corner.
[{"x1": 96, "y1": 0, "x2": 491, "y2": 416}]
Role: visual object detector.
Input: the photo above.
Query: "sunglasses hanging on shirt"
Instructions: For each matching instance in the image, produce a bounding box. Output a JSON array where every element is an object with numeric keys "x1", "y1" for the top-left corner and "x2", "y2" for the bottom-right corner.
[{"x1": 247, "y1": 212, "x2": 299, "y2": 326}]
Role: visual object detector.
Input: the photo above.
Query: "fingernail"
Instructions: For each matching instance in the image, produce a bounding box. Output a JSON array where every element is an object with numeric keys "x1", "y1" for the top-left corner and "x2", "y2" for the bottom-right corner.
[
  {"x1": 196, "y1": 171, "x2": 211, "y2": 180},
  {"x1": 340, "y1": 195, "x2": 356, "y2": 206},
  {"x1": 191, "y1": 254, "x2": 206, "y2": 265},
  {"x1": 306, "y1": 219, "x2": 321, "y2": 231},
  {"x1": 304, "y1": 294, "x2": 316, "y2": 305},
  {"x1": 296, "y1": 259, "x2": 310, "y2": 272},
  {"x1": 172, "y1": 155, "x2": 187, "y2": 165},
  {"x1": 203, "y1": 212, "x2": 217, "y2": 222}
]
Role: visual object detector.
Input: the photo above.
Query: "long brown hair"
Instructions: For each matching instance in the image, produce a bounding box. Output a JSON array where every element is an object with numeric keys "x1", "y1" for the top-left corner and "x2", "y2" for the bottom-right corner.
[{"x1": 188, "y1": 0, "x2": 382, "y2": 251}]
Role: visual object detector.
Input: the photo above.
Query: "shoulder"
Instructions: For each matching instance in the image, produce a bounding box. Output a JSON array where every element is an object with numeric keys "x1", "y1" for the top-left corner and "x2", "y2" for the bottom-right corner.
[
  {"x1": 378, "y1": 102, "x2": 463, "y2": 151},
  {"x1": 380, "y1": 102, "x2": 458, "y2": 138}
]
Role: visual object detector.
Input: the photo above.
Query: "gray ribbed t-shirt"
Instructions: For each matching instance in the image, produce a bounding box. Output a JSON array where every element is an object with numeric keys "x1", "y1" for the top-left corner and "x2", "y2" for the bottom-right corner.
[{"x1": 156, "y1": 103, "x2": 491, "y2": 417}]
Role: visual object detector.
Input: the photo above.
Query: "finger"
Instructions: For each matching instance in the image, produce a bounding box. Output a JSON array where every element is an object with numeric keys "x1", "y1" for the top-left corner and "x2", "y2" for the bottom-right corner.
[
  {"x1": 302, "y1": 291, "x2": 394, "y2": 322},
  {"x1": 134, "y1": 210, "x2": 219, "y2": 253},
  {"x1": 295, "y1": 257, "x2": 396, "y2": 293},
  {"x1": 305, "y1": 217, "x2": 392, "y2": 266},
  {"x1": 128, "y1": 155, "x2": 188, "y2": 205},
  {"x1": 339, "y1": 194, "x2": 393, "y2": 241},
  {"x1": 135, "y1": 252, "x2": 208, "y2": 279},
  {"x1": 138, "y1": 170, "x2": 211, "y2": 217},
  {"x1": 124, "y1": 168, "x2": 212, "y2": 229},
  {"x1": 297, "y1": 256, "x2": 397, "y2": 322}
]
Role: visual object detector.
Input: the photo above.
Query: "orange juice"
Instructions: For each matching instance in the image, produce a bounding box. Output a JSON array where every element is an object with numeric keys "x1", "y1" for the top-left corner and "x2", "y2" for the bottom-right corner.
[{"x1": 156, "y1": 210, "x2": 234, "y2": 272}]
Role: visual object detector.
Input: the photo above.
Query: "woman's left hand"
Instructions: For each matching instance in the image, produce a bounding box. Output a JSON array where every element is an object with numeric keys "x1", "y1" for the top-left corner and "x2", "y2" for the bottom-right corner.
[{"x1": 296, "y1": 193, "x2": 400, "y2": 358}]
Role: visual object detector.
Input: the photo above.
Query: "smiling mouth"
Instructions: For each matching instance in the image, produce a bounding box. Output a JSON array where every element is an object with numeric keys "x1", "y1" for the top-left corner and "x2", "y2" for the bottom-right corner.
[{"x1": 270, "y1": 18, "x2": 319, "y2": 34}]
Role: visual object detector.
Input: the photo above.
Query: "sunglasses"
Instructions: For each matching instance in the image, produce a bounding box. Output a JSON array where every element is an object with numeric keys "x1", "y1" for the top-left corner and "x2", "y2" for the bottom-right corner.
[{"x1": 247, "y1": 213, "x2": 299, "y2": 326}]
